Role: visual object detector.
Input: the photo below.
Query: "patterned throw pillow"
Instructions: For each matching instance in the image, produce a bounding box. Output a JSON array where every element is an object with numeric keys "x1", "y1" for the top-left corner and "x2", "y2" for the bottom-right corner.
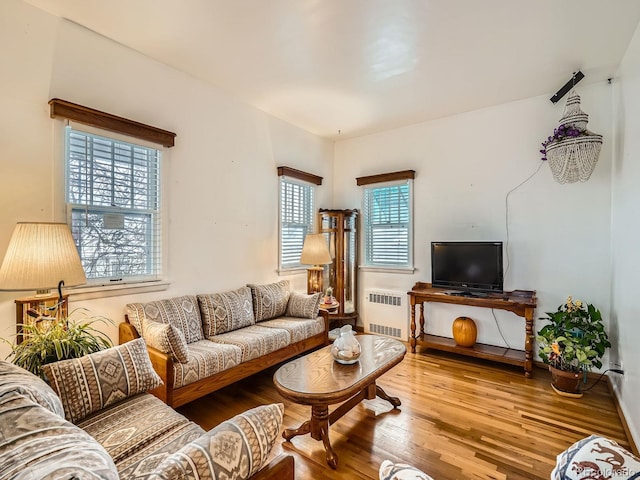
[
  {"x1": 285, "y1": 291, "x2": 323, "y2": 319},
  {"x1": 127, "y1": 295, "x2": 204, "y2": 344},
  {"x1": 551, "y1": 435, "x2": 640, "y2": 480},
  {"x1": 379, "y1": 460, "x2": 434, "y2": 480},
  {"x1": 248, "y1": 280, "x2": 290, "y2": 322},
  {"x1": 142, "y1": 318, "x2": 190, "y2": 363},
  {"x1": 149, "y1": 403, "x2": 284, "y2": 480},
  {"x1": 43, "y1": 338, "x2": 163, "y2": 423},
  {"x1": 198, "y1": 286, "x2": 255, "y2": 336}
]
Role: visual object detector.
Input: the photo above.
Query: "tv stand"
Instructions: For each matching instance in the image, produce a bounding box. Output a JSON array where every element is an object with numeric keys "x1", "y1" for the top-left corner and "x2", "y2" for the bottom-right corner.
[{"x1": 407, "y1": 282, "x2": 537, "y2": 377}]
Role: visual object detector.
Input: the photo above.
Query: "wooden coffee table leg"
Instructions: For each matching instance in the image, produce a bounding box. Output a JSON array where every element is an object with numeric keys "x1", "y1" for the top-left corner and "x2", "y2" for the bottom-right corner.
[
  {"x1": 376, "y1": 385, "x2": 401, "y2": 408},
  {"x1": 282, "y1": 419, "x2": 311, "y2": 441},
  {"x1": 310, "y1": 405, "x2": 338, "y2": 469}
]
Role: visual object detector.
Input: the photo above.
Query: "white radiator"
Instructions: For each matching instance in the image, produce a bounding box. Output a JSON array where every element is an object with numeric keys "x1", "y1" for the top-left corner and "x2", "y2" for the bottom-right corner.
[{"x1": 363, "y1": 290, "x2": 407, "y2": 340}]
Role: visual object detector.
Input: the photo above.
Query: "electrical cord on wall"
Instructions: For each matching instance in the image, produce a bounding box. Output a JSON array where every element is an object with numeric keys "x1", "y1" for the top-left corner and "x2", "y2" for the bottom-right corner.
[
  {"x1": 581, "y1": 368, "x2": 625, "y2": 392},
  {"x1": 491, "y1": 308, "x2": 513, "y2": 349},
  {"x1": 504, "y1": 162, "x2": 544, "y2": 282}
]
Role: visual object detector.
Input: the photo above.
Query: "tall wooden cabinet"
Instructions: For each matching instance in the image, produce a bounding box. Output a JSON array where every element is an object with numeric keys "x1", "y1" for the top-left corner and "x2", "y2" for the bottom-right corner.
[{"x1": 318, "y1": 209, "x2": 358, "y2": 326}]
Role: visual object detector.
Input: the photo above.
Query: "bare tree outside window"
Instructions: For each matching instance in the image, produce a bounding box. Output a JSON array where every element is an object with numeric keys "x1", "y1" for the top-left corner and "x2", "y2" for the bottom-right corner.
[{"x1": 66, "y1": 129, "x2": 161, "y2": 281}]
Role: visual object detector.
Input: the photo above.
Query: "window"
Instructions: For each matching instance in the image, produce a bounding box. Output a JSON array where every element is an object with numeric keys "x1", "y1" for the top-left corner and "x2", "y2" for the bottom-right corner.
[
  {"x1": 279, "y1": 176, "x2": 315, "y2": 271},
  {"x1": 65, "y1": 127, "x2": 161, "y2": 282},
  {"x1": 362, "y1": 179, "x2": 413, "y2": 269}
]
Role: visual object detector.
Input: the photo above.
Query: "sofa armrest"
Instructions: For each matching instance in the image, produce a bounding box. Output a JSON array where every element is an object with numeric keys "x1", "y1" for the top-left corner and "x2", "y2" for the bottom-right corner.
[
  {"x1": 251, "y1": 454, "x2": 294, "y2": 480},
  {"x1": 119, "y1": 320, "x2": 140, "y2": 343},
  {"x1": 146, "y1": 346, "x2": 174, "y2": 405}
]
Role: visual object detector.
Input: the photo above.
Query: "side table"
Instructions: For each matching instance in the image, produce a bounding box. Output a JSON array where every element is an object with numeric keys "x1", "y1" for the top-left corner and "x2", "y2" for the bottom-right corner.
[{"x1": 319, "y1": 301, "x2": 340, "y2": 341}]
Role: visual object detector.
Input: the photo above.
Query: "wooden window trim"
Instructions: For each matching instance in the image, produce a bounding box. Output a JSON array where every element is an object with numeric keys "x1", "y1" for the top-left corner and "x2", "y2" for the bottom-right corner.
[
  {"x1": 277, "y1": 166, "x2": 323, "y2": 185},
  {"x1": 49, "y1": 98, "x2": 176, "y2": 148},
  {"x1": 356, "y1": 170, "x2": 415, "y2": 186}
]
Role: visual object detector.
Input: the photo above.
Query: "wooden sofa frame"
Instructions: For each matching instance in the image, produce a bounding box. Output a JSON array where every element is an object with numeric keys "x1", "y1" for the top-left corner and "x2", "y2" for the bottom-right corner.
[{"x1": 119, "y1": 315, "x2": 329, "y2": 408}]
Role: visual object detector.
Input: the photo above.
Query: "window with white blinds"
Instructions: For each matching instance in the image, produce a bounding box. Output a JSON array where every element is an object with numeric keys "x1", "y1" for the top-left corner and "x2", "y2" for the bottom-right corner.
[
  {"x1": 279, "y1": 177, "x2": 315, "y2": 270},
  {"x1": 65, "y1": 127, "x2": 161, "y2": 282},
  {"x1": 363, "y1": 180, "x2": 413, "y2": 268}
]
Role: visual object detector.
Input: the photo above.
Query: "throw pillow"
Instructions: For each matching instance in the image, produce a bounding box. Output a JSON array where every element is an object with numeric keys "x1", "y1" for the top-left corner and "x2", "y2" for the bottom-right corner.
[
  {"x1": 285, "y1": 291, "x2": 323, "y2": 318},
  {"x1": 248, "y1": 280, "x2": 290, "y2": 322},
  {"x1": 551, "y1": 434, "x2": 640, "y2": 480},
  {"x1": 126, "y1": 295, "x2": 204, "y2": 344},
  {"x1": 198, "y1": 286, "x2": 255, "y2": 336},
  {"x1": 43, "y1": 338, "x2": 163, "y2": 423},
  {"x1": 142, "y1": 318, "x2": 190, "y2": 363},
  {"x1": 379, "y1": 460, "x2": 434, "y2": 480},
  {"x1": 149, "y1": 403, "x2": 284, "y2": 480}
]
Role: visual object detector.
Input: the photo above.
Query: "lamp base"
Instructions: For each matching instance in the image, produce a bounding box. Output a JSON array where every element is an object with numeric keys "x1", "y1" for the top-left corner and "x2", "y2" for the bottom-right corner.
[{"x1": 307, "y1": 266, "x2": 324, "y2": 294}]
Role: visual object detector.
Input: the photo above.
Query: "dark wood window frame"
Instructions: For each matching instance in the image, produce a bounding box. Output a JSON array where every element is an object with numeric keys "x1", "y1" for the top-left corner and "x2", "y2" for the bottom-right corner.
[
  {"x1": 356, "y1": 170, "x2": 415, "y2": 186},
  {"x1": 49, "y1": 98, "x2": 176, "y2": 148},
  {"x1": 278, "y1": 166, "x2": 323, "y2": 185}
]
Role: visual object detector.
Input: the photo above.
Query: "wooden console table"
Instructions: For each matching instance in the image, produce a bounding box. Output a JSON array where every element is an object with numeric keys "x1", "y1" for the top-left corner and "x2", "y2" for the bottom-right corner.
[{"x1": 408, "y1": 282, "x2": 537, "y2": 377}]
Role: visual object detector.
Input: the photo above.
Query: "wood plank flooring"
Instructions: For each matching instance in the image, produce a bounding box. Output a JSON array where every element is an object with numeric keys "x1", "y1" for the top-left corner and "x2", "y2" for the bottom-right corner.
[{"x1": 177, "y1": 345, "x2": 631, "y2": 480}]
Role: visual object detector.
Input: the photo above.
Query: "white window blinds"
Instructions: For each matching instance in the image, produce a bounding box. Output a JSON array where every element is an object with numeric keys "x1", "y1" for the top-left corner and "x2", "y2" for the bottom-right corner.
[
  {"x1": 65, "y1": 127, "x2": 161, "y2": 282},
  {"x1": 363, "y1": 180, "x2": 413, "y2": 268},
  {"x1": 279, "y1": 177, "x2": 314, "y2": 270}
]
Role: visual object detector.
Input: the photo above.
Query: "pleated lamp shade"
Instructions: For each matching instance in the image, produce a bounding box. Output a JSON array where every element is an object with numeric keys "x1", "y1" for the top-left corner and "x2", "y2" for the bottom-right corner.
[
  {"x1": 300, "y1": 234, "x2": 332, "y2": 265},
  {"x1": 300, "y1": 234, "x2": 331, "y2": 294},
  {"x1": 0, "y1": 222, "x2": 86, "y2": 292}
]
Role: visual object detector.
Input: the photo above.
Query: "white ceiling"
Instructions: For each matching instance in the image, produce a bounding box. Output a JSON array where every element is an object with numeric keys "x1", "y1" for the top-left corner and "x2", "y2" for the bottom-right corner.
[{"x1": 23, "y1": 0, "x2": 640, "y2": 139}]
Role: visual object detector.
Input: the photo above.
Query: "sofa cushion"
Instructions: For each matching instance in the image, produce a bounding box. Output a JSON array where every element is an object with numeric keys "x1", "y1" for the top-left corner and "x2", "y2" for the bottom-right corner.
[
  {"x1": 0, "y1": 359, "x2": 64, "y2": 417},
  {"x1": 285, "y1": 291, "x2": 323, "y2": 318},
  {"x1": 198, "y1": 286, "x2": 255, "y2": 336},
  {"x1": 208, "y1": 324, "x2": 290, "y2": 362},
  {"x1": 552, "y1": 434, "x2": 640, "y2": 480},
  {"x1": 173, "y1": 340, "x2": 243, "y2": 389},
  {"x1": 379, "y1": 460, "x2": 434, "y2": 480},
  {"x1": 248, "y1": 280, "x2": 290, "y2": 321},
  {"x1": 0, "y1": 392, "x2": 118, "y2": 480},
  {"x1": 76, "y1": 393, "x2": 204, "y2": 479},
  {"x1": 141, "y1": 318, "x2": 190, "y2": 363},
  {"x1": 127, "y1": 295, "x2": 204, "y2": 344},
  {"x1": 44, "y1": 338, "x2": 163, "y2": 423},
  {"x1": 259, "y1": 316, "x2": 325, "y2": 343},
  {"x1": 149, "y1": 403, "x2": 284, "y2": 480}
]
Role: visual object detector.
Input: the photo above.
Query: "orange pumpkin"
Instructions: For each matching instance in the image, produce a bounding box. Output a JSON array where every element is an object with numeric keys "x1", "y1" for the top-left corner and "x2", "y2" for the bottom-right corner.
[{"x1": 452, "y1": 316, "x2": 477, "y2": 347}]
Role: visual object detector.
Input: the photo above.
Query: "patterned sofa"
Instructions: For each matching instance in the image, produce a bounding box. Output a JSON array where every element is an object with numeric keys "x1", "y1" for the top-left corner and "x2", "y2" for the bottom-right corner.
[
  {"x1": 119, "y1": 280, "x2": 328, "y2": 407},
  {"x1": 0, "y1": 340, "x2": 293, "y2": 480}
]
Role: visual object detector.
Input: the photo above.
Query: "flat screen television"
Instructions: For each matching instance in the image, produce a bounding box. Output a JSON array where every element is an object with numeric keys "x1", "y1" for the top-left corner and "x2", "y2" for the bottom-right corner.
[{"x1": 431, "y1": 241, "x2": 504, "y2": 293}]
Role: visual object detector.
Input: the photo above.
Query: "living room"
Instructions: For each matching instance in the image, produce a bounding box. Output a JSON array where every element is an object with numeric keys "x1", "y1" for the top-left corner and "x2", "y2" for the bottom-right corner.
[{"x1": 1, "y1": 0, "x2": 640, "y2": 478}]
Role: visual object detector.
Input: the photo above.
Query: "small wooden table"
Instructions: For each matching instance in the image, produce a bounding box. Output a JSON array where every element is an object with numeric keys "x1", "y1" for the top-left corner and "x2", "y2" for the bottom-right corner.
[
  {"x1": 408, "y1": 282, "x2": 537, "y2": 377},
  {"x1": 273, "y1": 335, "x2": 406, "y2": 469}
]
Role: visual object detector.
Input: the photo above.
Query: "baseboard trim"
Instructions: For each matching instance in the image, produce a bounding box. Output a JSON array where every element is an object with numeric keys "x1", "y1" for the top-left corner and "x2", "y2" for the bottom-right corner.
[{"x1": 606, "y1": 376, "x2": 639, "y2": 456}]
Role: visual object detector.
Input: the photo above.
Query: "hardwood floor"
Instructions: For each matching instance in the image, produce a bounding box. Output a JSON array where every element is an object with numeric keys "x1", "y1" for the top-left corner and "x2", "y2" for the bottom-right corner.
[{"x1": 177, "y1": 345, "x2": 631, "y2": 480}]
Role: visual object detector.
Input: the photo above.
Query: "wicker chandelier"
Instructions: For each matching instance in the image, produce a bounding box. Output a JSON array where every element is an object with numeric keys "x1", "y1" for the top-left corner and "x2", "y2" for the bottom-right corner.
[{"x1": 543, "y1": 91, "x2": 603, "y2": 184}]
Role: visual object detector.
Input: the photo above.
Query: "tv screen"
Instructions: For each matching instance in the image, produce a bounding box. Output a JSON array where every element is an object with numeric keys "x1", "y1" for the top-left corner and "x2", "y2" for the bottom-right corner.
[{"x1": 431, "y1": 241, "x2": 504, "y2": 293}]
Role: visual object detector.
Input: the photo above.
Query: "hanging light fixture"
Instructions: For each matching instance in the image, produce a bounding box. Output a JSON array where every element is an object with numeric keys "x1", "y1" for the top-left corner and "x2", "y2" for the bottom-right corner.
[{"x1": 541, "y1": 90, "x2": 603, "y2": 184}]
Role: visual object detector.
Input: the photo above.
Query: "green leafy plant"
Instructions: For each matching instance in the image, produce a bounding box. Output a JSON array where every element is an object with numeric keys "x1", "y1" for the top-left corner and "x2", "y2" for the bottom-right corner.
[
  {"x1": 3, "y1": 309, "x2": 113, "y2": 378},
  {"x1": 537, "y1": 296, "x2": 611, "y2": 373}
]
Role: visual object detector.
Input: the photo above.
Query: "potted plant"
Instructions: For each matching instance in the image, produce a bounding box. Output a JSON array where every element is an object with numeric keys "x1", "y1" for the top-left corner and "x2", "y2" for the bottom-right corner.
[
  {"x1": 537, "y1": 296, "x2": 611, "y2": 395},
  {"x1": 3, "y1": 308, "x2": 113, "y2": 379}
]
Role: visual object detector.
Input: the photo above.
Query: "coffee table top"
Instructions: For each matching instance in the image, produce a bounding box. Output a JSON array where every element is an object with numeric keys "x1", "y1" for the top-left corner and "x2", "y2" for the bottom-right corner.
[{"x1": 273, "y1": 334, "x2": 406, "y2": 405}]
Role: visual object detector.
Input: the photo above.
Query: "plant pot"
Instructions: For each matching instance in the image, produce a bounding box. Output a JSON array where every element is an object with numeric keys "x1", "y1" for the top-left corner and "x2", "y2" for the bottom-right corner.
[{"x1": 549, "y1": 365, "x2": 582, "y2": 395}]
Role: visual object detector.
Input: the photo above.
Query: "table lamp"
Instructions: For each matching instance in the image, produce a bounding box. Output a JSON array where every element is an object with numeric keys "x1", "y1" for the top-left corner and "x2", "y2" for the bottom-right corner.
[
  {"x1": 0, "y1": 222, "x2": 87, "y2": 311},
  {"x1": 300, "y1": 233, "x2": 332, "y2": 294}
]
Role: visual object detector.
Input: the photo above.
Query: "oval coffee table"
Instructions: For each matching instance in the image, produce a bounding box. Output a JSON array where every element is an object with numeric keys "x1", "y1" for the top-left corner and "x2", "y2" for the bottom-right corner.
[{"x1": 273, "y1": 334, "x2": 406, "y2": 469}]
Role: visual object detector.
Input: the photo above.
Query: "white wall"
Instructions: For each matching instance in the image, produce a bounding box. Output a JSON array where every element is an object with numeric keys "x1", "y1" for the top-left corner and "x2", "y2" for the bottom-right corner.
[
  {"x1": 334, "y1": 84, "x2": 613, "y2": 355},
  {"x1": 0, "y1": 0, "x2": 333, "y2": 357},
  {"x1": 611, "y1": 21, "x2": 640, "y2": 445}
]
